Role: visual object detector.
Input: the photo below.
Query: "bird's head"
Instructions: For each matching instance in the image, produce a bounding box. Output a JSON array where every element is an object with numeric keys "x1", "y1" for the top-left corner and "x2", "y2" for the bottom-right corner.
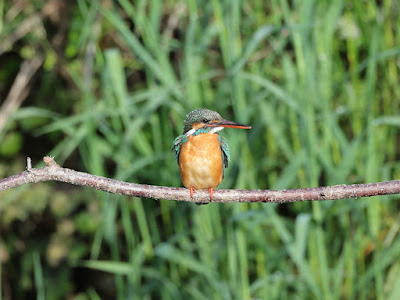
[{"x1": 183, "y1": 108, "x2": 251, "y2": 135}]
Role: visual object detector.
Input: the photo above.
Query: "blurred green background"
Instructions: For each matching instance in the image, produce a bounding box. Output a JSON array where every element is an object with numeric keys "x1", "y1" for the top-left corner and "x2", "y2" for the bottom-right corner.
[{"x1": 1, "y1": 0, "x2": 400, "y2": 299}]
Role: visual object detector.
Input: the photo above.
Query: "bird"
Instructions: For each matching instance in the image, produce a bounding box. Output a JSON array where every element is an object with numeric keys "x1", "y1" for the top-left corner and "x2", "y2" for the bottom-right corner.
[{"x1": 171, "y1": 109, "x2": 251, "y2": 201}]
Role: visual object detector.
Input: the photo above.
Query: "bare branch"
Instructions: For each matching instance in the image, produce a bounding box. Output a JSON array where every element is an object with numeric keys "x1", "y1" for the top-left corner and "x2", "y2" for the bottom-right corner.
[{"x1": 0, "y1": 157, "x2": 399, "y2": 204}]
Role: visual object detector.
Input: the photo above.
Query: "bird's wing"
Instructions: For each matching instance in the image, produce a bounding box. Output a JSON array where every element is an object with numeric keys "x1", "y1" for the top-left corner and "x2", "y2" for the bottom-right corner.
[
  {"x1": 218, "y1": 135, "x2": 230, "y2": 170},
  {"x1": 171, "y1": 134, "x2": 187, "y2": 164}
]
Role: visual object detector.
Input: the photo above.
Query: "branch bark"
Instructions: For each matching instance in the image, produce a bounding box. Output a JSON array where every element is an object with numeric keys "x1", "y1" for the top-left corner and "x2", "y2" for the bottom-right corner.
[{"x1": 1, "y1": 156, "x2": 399, "y2": 204}]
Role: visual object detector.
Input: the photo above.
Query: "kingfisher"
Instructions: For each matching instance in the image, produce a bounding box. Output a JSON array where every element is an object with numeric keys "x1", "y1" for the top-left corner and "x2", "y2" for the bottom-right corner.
[{"x1": 172, "y1": 109, "x2": 251, "y2": 200}]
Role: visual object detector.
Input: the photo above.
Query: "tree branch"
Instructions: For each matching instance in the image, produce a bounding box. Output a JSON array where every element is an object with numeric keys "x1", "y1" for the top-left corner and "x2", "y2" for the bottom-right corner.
[{"x1": 1, "y1": 156, "x2": 399, "y2": 204}]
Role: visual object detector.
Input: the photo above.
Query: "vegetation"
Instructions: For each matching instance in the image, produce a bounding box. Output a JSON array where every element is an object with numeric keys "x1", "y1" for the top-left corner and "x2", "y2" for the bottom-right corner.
[{"x1": 1, "y1": 0, "x2": 400, "y2": 299}]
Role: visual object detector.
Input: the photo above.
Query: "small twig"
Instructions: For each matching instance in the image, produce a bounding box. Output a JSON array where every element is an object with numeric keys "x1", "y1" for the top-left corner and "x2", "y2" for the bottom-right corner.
[
  {"x1": 26, "y1": 157, "x2": 32, "y2": 171},
  {"x1": 0, "y1": 157, "x2": 400, "y2": 204},
  {"x1": 0, "y1": 56, "x2": 44, "y2": 133},
  {"x1": 0, "y1": 13, "x2": 43, "y2": 55}
]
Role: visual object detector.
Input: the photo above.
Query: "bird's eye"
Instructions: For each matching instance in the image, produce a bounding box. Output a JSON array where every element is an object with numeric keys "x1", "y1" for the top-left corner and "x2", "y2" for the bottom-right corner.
[{"x1": 202, "y1": 119, "x2": 209, "y2": 123}]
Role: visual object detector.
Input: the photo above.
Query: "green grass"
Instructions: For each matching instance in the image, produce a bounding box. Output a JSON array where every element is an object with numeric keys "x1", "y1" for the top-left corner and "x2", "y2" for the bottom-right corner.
[{"x1": 1, "y1": 0, "x2": 400, "y2": 299}]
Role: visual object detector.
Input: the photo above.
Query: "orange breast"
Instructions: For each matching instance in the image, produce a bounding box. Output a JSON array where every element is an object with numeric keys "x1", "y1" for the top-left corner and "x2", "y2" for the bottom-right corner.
[{"x1": 179, "y1": 133, "x2": 223, "y2": 190}]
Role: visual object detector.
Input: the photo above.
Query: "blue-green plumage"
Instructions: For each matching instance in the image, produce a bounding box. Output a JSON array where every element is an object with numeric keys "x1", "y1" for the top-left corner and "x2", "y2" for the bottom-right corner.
[
  {"x1": 171, "y1": 134, "x2": 187, "y2": 162},
  {"x1": 218, "y1": 134, "x2": 230, "y2": 169}
]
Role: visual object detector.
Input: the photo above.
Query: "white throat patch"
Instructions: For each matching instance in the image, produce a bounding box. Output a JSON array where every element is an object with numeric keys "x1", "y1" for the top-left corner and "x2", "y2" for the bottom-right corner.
[
  {"x1": 185, "y1": 126, "x2": 224, "y2": 136},
  {"x1": 209, "y1": 126, "x2": 224, "y2": 134},
  {"x1": 185, "y1": 128, "x2": 196, "y2": 136}
]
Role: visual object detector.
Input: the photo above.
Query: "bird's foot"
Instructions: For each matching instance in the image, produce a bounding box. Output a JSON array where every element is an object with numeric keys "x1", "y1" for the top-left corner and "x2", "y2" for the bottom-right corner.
[
  {"x1": 190, "y1": 186, "x2": 209, "y2": 205},
  {"x1": 190, "y1": 187, "x2": 195, "y2": 198},
  {"x1": 208, "y1": 187, "x2": 214, "y2": 201}
]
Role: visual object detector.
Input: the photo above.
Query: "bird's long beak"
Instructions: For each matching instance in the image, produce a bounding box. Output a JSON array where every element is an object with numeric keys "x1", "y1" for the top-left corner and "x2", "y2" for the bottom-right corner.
[{"x1": 209, "y1": 119, "x2": 251, "y2": 129}]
